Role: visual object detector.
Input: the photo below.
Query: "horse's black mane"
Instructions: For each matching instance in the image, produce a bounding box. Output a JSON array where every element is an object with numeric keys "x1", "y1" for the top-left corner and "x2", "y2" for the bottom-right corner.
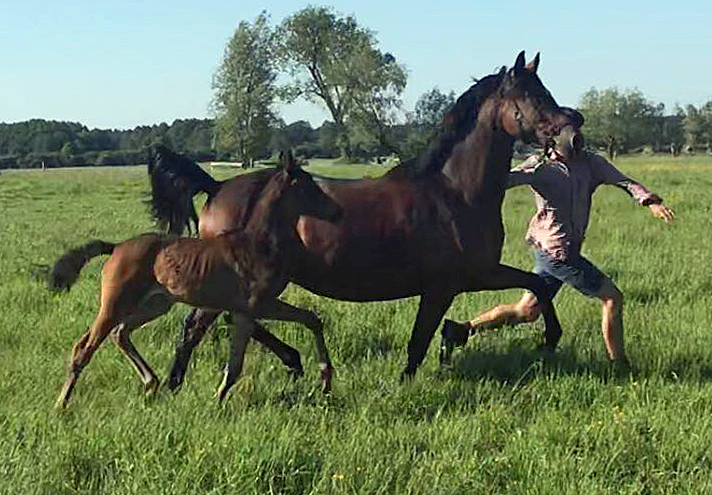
[{"x1": 413, "y1": 68, "x2": 508, "y2": 177}]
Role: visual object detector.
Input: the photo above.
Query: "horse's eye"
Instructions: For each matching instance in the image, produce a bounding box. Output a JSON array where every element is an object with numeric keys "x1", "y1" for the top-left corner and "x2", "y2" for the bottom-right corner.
[{"x1": 290, "y1": 178, "x2": 298, "y2": 186}]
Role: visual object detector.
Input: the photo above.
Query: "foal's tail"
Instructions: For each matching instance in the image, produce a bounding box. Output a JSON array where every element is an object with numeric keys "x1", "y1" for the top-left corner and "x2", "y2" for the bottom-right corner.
[
  {"x1": 147, "y1": 144, "x2": 222, "y2": 235},
  {"x1": 49, "y1": 240, "x2": 116, "y2": 292}
]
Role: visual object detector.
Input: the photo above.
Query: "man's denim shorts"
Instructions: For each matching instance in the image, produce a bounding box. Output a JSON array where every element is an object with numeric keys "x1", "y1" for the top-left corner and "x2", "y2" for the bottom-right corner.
[{"x1": 533, "y1": 248, "x2": 605, "y2": 299}]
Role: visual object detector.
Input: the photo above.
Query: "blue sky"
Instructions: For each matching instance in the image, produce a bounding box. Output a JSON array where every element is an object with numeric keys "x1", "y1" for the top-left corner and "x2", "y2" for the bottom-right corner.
[{"x1": 1, "y1": 0, "x2": 710, "y2": 129}]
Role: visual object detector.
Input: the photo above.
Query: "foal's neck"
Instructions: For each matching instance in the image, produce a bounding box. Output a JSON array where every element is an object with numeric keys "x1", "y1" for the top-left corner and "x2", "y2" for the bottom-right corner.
[
  {"x1": 241, "y1": 180, "x2": 291, "y2": 255},
  {"x1": 442, "y1": 98, "x2": 514, "y2": 205}
]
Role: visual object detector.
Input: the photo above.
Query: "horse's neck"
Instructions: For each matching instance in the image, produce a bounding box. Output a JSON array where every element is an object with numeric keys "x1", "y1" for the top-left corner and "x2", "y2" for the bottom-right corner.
[{"x1": 442, "y1": 100, "x2": 514, "y2": 205}]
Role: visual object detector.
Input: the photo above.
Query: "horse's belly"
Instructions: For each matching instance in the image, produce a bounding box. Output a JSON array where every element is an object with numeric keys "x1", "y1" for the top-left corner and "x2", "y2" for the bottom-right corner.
[{"x1": 290, "y1": 235, "x2": 463, "y2": 301}]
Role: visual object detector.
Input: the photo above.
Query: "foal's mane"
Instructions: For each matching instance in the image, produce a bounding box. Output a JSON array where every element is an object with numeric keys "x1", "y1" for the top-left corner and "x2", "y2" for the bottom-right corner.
[{"x1": 413, "y1": 68, "x2": 507, "y2": 177}]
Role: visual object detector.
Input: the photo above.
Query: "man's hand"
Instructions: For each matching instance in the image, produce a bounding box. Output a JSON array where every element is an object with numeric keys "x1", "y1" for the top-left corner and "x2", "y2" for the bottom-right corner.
[{"x1": 649, "y1": 203, "x2": 675, "y2": 222}]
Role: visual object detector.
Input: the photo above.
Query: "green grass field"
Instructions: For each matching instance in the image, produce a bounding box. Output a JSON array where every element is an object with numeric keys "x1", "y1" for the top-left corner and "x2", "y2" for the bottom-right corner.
[{"x1": 1, "y1": 155, "x2": 711, "y2": 494}]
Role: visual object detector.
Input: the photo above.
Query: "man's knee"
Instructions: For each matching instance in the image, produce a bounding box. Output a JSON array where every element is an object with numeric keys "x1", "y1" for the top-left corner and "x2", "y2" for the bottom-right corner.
[
  {"x1": 515, "y1": 293, "x2": 541, "y2": 323},
  {"x1": 518, "y1": 303, "x2": 541, "y2": 323},
  {"x1": 491, "y1": 300, "x2": 540, "y2": 324},
  {"x1": 597, "y1": 279, "x2": 623, "y2": 309}
]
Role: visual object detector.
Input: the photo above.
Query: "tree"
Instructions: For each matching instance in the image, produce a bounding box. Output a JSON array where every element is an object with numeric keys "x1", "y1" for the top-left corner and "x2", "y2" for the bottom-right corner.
[
  {"x1": 683, "y1": 101, "x2": 712, "y2": 151},
  {"x1": 347, "y1": 52, "x2": 407, "y2": 158},
  {"x1": 212, "y1": 12, "x2": 278, "y2": 167},
  {"x1": 402, "y1": 87, "x2": 455, "y2": 161},
  {"x1": 278, "y1": 6, "x2": 406, "y2": 159},
  {"x1": 578, "y1": 87, "x2": 663, "y2": 157}
]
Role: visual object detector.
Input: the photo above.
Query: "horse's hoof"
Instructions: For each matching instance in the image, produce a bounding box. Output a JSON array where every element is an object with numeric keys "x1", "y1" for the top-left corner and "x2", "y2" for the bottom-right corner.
[
  {"x1": 439, "y1": 319, "x2": 469, "y2": 366},
  {"x1": 610, "y1": 358, "x2": 632, "y2": 378},
  {"x1": 443, "y1": 319, "x2": 470, "y2": 347}
]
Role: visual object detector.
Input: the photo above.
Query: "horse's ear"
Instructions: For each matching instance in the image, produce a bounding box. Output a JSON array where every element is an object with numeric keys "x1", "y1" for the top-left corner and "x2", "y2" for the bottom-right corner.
[
  {"x1": 526, "y1": 52, "x2": 540, "y2": 73},
  {"x1": 283, "y1": 149, "x2": 298, "y2": 172},
  {"x1": 513, "y1": 50, "x2": 526, "y2": 76}
]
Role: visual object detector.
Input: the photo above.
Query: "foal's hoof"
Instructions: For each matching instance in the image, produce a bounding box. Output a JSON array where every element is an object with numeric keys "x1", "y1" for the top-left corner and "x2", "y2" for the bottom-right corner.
[
  {"x1": 144, "y1": 379, "x2": 160, "y2": 397},
  {"x1": 400, "y1": 368, "x2": 416, "y2": 383},
  {"x1": 320, "y1": 364, "x2": 334, "y2": 395},
  {"x1": 439, "y1": 319, "x2": 469, "y2": 366},
  {"x1": 286, "y1": 366, "x2": 304, "y2": 380},
  {"x1": 166, "y1": 374, "x2": 184, "y2": 394},
  {"x1": 214, "y1": 389, "x2": 228, "y2": 403}
]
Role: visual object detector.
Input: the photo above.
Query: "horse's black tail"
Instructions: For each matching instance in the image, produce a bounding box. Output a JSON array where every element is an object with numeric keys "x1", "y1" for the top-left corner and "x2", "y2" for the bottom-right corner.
[
  {"x1": 49, "y1": 240, "x2": 116, "y2": 292},
  {"x1": 147, "y1": 144, "x2": 222, "y2": 235}
]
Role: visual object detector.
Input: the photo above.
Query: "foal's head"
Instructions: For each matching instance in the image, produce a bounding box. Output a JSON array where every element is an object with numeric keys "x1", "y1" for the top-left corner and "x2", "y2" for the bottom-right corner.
[{"x1": 256, "y1": 150, "x2": 343, "y2": 227}]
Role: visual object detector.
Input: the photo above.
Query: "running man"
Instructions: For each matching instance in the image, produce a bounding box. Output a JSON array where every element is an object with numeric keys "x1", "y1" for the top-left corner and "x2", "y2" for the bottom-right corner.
[{"x1": 440, "y1": 124, "x2": 675, "y2": 365}]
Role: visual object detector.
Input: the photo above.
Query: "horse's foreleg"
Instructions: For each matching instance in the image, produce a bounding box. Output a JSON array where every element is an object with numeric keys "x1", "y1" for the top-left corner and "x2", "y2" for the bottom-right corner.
[
  {"x1": 402, "y1": 292, "x2": 455, "y2": 379},
  {"x1": 258, "y1": 299, "x2": 332, "y2": 393},
  {"x1": 215, "y1": 313, "x2": 255, "y2": 402},
  {"x1": 167, "y1": 308, "x2": 220, "y2": 392},
  {"x1": 467, "y1": 264, "x2": 562, "y2": 350}
]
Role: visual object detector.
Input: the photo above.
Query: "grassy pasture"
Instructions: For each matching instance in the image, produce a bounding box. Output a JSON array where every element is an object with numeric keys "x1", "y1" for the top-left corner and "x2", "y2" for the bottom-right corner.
[{"x1": 1, "y1": 155, "x2": 711, "y2": 494}]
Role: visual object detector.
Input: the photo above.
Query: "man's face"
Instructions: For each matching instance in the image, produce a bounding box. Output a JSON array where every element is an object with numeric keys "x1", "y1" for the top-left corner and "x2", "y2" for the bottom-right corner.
[{"x1": 553, "y1": 125, "x2": 584, "y2": 161}]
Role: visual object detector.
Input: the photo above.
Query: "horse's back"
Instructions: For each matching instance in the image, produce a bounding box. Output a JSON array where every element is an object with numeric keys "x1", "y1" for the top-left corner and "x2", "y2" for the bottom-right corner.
[{"x1": 199, "y1": 169, "x2": 277, "y2": 239}]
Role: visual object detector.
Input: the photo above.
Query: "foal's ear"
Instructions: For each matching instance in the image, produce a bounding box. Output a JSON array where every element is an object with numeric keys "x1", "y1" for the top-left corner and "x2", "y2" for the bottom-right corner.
[
  {"x1": 513, "y1": 50, "x2": 526, "y2": 76},
  {"x1": 526, "y1": 52, "x2": 540, "y2": 73}
]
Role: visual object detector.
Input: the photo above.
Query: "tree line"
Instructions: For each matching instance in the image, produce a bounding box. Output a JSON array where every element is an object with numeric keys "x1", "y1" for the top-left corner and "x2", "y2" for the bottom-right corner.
[
  {"x1": 579, "y1": 88, "x2": 712, "y2": 158},
  {"x1": 0, "y1": 119, "x2": 213, "y2": 169},
  {"x1": 2, "y1": 5, "x2": 711, "y2": 169}
]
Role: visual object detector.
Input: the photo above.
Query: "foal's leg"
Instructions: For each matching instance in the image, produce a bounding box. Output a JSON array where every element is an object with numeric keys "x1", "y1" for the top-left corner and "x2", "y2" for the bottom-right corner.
[
  {"x1": 167, "y1": 308, "x2": 221, "y2": 392},
  {"x1": 56, "y1": 309, "x2": 119, "y2": 409},
  {"x1": 402, "y1": 291, "x2": 455, "y2": 379},
  {"x1": 109, "y1": 295, "x2": 174, "y2": 396},
  {"x1": 252, "y1": 322, "x2": 304, "y2": 378},
  {"x1": 168, "y1": 309, "x2": 305, "y2": 392},
  {"x1": 259, "y1": 299, "x2": 333, "y2": 393},
  {"x1": 215, "y1": 313, "x2": 255, "y2": 402}
]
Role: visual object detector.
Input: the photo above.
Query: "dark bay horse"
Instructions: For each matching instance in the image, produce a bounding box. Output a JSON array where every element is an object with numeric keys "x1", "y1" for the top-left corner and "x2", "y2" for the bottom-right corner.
[
  {"x1": 150, "y1": 52, "x2": 582, "y2": 390},
  {"x1": 51, "y1": 155, "x2": 342, "y2": 408}
]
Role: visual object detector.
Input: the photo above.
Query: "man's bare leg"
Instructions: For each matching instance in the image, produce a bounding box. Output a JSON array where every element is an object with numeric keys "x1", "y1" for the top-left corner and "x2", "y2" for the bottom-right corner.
[
  {"x1": 469, "y1": 292, "x2": 541, "y2": 331},
  {"x1": 440, "y1": 292, "x2": 541, "y2": 364},
  {"x1": 594, "y1": 278, "x2": 626, "y2": 362}
]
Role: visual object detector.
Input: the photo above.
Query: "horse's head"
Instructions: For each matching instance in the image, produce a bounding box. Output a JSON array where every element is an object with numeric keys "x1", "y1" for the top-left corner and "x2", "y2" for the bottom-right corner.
[
  {"x1": 273, "y1": 150, "x2": 343, "y2": 224},
  {"x1": 497, "y1": 51, "x2": 583, "y2": 147}
]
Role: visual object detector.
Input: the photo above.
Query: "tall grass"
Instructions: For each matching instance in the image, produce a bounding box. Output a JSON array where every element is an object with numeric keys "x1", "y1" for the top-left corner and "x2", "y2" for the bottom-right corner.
[{"x1": 1, "y1": 156, "x2": 711, "y2": 494}]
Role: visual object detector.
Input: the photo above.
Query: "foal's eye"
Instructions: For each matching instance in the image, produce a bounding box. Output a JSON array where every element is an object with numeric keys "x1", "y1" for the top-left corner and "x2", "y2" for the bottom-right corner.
[{"x1": 290, "y1": 178, "x2": 298, "y2": 186}]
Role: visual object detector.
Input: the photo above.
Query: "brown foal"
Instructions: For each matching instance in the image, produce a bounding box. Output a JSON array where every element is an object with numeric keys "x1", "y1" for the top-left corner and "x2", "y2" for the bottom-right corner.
[{"x1": 52, "y1": 155, "x2": 343, "y2": 409}]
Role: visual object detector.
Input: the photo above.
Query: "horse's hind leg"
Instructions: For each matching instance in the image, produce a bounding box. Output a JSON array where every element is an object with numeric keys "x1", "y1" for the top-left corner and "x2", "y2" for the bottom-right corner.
[
  {"x1": 167, "y1": 308, "x2": 221, "y2": 392},
  {"x1": 56, "y1": 310, "x2": 119, "y2": 409},
  {"x1": 259, "y1": 299, "x2": 333, "y2": 393},
  {"x1": 215, "y1": 313, "x2": 255, "y2": 402},
  {"x1": 109, "y1": 295, "x2": 173, "y2": 396}
]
